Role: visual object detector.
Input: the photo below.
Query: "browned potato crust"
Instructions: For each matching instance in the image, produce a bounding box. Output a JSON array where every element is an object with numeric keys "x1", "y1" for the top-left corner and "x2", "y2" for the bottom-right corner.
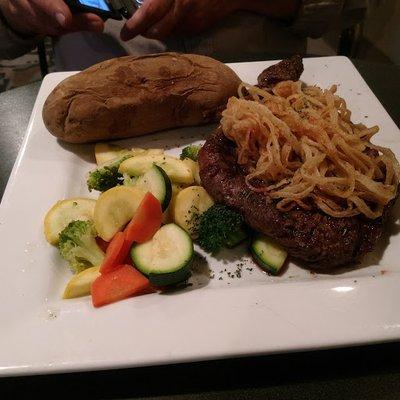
[{"x1": 43, "y1": 52, "x2": 241, "y2": 144}]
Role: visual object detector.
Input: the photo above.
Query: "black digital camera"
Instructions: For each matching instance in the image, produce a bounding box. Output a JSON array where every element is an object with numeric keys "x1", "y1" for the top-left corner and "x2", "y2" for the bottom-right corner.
[{"x1": 65, "y1": 0, "x2": 143, "y2": 20}]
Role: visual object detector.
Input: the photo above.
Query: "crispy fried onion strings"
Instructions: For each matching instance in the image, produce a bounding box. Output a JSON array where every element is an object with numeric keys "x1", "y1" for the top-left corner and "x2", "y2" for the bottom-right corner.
[{"x1": 221, "y1": 81, "x2": 400, "y2": 219}]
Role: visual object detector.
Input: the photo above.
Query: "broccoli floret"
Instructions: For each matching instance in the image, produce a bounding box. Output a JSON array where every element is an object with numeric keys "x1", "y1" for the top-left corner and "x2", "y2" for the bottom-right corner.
[
  {"x1": 198, "y1": 204, "x2": 249, "y2": 254},
  {"x1": 87, "y1": 153, "x2": 133, "y2": 192},
  {"x1": 58, "y1": 220, "x2": 105, "y2": 274},
  {"x1": 180, "y1": 145, "x2": 201, "y2": 162},
  {"x1": 87, "y1": 166, "x2": 122, "y2": 192}
]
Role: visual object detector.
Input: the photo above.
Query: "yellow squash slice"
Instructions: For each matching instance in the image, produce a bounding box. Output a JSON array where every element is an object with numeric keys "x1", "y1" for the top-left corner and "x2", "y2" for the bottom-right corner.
[
  {"x1": 44, "y1": 198, "x2": 96, "y2": 245},
  {"x1": 63, "y1": 266, "x2": 100, "y2": 299},
  {"x1": 94, "y1": 186, "x2": 146, "y2": 241},
  {"x1": 173, "y1": 186, "x2": 214, "y2": 238}
]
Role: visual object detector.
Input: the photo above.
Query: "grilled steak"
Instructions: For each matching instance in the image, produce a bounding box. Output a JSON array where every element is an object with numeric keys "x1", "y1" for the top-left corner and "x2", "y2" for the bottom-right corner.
[
  {"x1": 258, "y1": 55, "x2": 304, "y2": 88},
  {"x1": 199, "y1": 128, "x2": 385, "y2": 270}
]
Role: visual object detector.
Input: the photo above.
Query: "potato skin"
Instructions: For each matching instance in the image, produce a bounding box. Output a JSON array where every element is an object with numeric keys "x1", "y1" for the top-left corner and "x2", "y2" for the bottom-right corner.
[{"x1": 43, "y1": 52, "x2": 241, "y2": 144}]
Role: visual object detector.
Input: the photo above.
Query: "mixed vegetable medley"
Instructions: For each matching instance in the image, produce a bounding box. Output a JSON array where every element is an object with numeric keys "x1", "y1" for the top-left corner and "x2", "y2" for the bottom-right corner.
[{"x1": 44, "y1": 142, "x2": 288, "y2": 307}]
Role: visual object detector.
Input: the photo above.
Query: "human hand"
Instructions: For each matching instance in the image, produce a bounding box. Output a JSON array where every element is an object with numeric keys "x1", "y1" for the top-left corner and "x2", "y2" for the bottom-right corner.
[
  {"x1": 120, "y1": 0, "x2": 241, "y2": 41},
  {"x1": 0, "y1": 0, "x2": 105, "y2": 37}
]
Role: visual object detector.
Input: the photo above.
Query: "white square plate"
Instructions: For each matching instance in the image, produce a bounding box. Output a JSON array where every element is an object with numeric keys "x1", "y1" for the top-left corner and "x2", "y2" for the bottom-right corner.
[{"x1": 1, "y1": 57, "x2": 400, "y2": 377}]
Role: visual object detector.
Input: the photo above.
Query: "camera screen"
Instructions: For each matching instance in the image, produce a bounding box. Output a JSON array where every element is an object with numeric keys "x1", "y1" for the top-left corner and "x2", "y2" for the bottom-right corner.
[{"x1": 78, "y1": 0, "x2": 111, "y2": 12}]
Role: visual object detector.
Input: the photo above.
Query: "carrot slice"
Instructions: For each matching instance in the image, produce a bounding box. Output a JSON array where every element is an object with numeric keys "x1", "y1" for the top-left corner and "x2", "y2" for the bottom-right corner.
[
  {"x1": 100, "y1": 232, "x2": 128, "y2": 274},
  {"x1": 92, "y1": 264, "x2": 153, "y2": 307},
  {"x1": 125, "y1": 192, "x2": 162, "y2": 244},
  {"x1": 99, "y1": 193, "x2": 162, "y2": 274}
]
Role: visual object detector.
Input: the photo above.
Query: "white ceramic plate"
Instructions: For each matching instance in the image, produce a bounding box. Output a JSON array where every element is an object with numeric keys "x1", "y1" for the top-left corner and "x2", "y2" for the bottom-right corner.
[{"x1": 1, "y1": 57, "x2": 400, "y2": 377}]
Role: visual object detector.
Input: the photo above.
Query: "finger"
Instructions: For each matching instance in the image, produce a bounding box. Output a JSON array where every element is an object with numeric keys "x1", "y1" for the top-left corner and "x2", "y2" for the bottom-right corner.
[
  {"x1": 30, "y1": 0, "x2": 74, "y2": 30},
  {"x1": 6, "y1": 0, "x2": 35, "y2": 32},
  {"x1": 7, "y1": 0, "x2": 60, "y2": 35},
  {"x1": 31, "y1": 0, "x2": 104, "y2": 34},
  {"x1": 7, "y1": 0, "x2": 20, "y2": 15},
  {"x1": 143, "y1": 7, "x2": 178, "y2": 40},
  {"x1": 120, "y1": 0, "x2": 173, "y2": 41}
]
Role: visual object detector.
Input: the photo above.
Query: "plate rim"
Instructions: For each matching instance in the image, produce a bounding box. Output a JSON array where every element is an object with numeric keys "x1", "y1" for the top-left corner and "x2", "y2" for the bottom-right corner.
[{"x1": 1, "y1": 56, "x2": 400, "y2": 377}]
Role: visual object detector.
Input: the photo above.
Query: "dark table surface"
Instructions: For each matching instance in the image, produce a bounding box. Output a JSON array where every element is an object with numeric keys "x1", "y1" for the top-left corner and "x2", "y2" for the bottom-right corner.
[{"x1": 1, "y1": 59, "x2": 400, "y2": 399}]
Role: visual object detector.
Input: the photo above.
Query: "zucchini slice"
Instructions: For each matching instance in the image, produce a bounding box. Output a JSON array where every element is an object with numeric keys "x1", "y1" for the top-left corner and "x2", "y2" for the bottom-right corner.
[
  {"x1": 250, "y1": 234, "x2": 287, "y2": 275},
  {"x1": 119, "y1": 154, "x2": 194, "y2": 184},
  {"x1": 131, "y1": 224, "x2": 193, "y2": 286},
  {"x1": 162, "y1": 183, "x2": 186, "y2": 224},
  {"x1": 135, "y1": 165, "x2": 172, "y2": 211},
  {"x1": 44, "y1": 198, "x2": 96, "y2": 245}
]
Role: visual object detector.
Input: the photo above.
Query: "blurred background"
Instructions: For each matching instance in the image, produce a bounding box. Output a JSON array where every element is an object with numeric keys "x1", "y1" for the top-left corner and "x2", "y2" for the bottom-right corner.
[{"x1": 0, "y1": 0, "x2": 398, "y2": 93}]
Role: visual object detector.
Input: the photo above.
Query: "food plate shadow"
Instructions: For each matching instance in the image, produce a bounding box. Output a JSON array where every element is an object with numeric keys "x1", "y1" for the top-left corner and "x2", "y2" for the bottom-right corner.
[
  {"x1": 210, "y1": 242, "x2": 250, "y2": 264},
  {"x1": 56, "y1": 124, "x2": 217, "y2": 162},
  {"x1": 57, "y1": 140, "x2": 95, "y2": 164},
  {"x1": 160, "y1": 252, "x2": 211, "y2": 296},
  {"x1": 136, "y1": 125, "x2": 217, "y2": 150}
]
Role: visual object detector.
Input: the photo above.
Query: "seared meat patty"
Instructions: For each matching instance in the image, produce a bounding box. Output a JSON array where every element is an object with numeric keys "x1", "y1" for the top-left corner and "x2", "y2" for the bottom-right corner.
[
  {"x1": 199, "y1": 129, "x2": 385, "y2": 270},
  {"x1": 258, "y1": 55, "x2": 304, "y2": 88}
]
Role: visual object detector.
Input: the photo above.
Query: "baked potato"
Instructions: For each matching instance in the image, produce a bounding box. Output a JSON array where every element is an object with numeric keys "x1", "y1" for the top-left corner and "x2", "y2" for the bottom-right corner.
[{"x1": 43, "y1": 52, "x2": 241, "y2": 144}]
